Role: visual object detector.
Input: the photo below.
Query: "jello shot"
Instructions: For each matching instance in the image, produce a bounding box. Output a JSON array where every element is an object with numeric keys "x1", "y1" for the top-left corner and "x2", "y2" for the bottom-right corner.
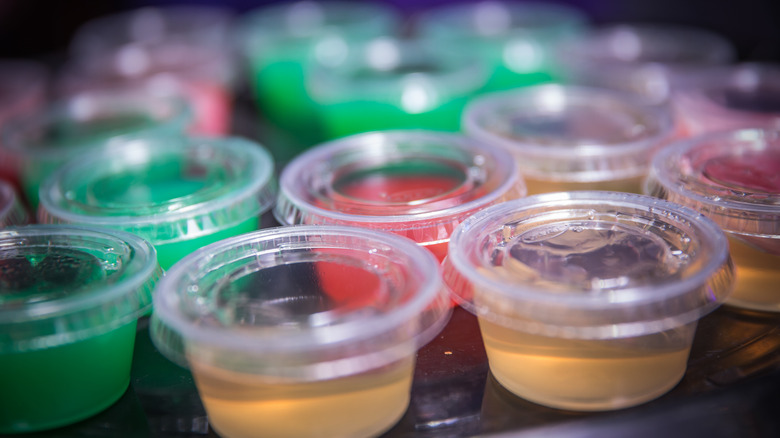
[
  {"x1": 38, "y1": 135, "x2": 276, "y2": 270},
  {"x1": 0, "y1": 225, "x2": 160, "y2": 433},
  {"x1": 462, "y1": 84, "x2": 674, "y2": 195},
  {"x1": 151, "y1": 225, "x2": 451, "y2": 438},
  {"x1": 239, "y1": 1, "x2": 399, "y2": 137},
  {"x1": 0, "y1": 60, "x2": 48, "y2": 190},
  {"x1": 645, "y1": 128, "x2": 780, "y2": 312},
  {"x1": 673, "y1": 63, "x2": 780, "y2": 135},
  {"x1": 555, "y1": 24, "x2": 735, "y2": 105},
  {"x1": 442, "y1": 191, "x2": 735, "y2": 411},
  {"x1": 68, "y1": 6, "x2": 237, "y2": 136},
  {"x1": 0, "y1": 89, "x2": 190, "y2": 209},
  {"x1": 308, "y1": 37, "x2": 489, "y2": 139},
  {"x1": 274, "y1": 130, "x2": 526, "y2": 261},
  {"x1": 0, "y1": 180, "x2": 28, "y2": 227},
  {"x1": 416, "y1": 0, "x2": 588, "y2": 92}
]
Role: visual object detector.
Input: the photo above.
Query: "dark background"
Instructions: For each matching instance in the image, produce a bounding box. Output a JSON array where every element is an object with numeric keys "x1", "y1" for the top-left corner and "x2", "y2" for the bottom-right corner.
[{"x1": 1, "y1": 0, "x2": 779, "y2": 62}]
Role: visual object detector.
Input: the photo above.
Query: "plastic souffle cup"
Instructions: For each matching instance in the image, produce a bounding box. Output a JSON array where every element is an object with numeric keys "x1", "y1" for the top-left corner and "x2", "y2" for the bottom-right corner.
[
  {"x1": 307, "y1": 37, "x2": 489, "y2": 139},
  {"x1": 239, "y1": 1, "x2": 400, "y2": 135},
  {"x1": 645, "y1": 128, "x2": 780, "y2": 312},
  {"x1": 416, "y1": 0, "x2": 588, "y2": 92},
  {"x1": 274, "y1": 130, "x2": 526, "y2": 262},
  {"x1": 672, "y1": 63, "x2": 780, "y2": 136},
  {"x1": 554, "y1": 23, "x2": 736, "y2": 106},
  {"x1": 150, "y1": 225, "x2": 451, "y2": 438},
  {"x1": 462, "y1": 84, "x2": 674, "y2": 195},
  {"x1": 0, "y1": 225, "x2": 160, "y2": 433},
  {"x1": 442, "y1": 191, "x2": 735, "y2": 411},
  {"x1": 0, "y1": 89, "x2": 191, "y2": 209},
  {"x1": 0, "y1": 179, "x2": 29, "y2": 227},
  {"x1": 37, "y1": 135, "x2": 276, "y2": 270}
]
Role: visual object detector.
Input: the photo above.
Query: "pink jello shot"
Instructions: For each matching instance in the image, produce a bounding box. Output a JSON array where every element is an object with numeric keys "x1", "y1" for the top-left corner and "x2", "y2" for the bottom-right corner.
[
  {"x1": 274, "y1": 130, "x2": 526, "y2": 262},
  {"x1": 67, "y1": 6, "x2": 237, "y2": 136},
  {"x1": 646, "y1": 128, "x2": 780, "y2": 312},
  {"x1": 673, "y1": 63, "x2": 780, "y2": 136}
]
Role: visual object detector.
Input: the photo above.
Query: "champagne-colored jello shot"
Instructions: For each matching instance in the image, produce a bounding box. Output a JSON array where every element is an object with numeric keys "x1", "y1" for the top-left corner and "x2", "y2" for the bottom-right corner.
[
  {"x1": 463, "y1": 84, "x2": 673, "y2": 195},
  {"x1": 646, "y1": 128, "x2": 780, "y2": 312},
  {"x1": 0, "y1": 225, "x2": 159, "y2": 433},
  {"x1": 38, "y1": 136, "x2": 276, "y2": 270},
  {"x1": 151, "y1": 225, "x2": 451, "y2": 438},
  {"x1": 443, "y1": 191, "x2": 734, "y2": 411},
  {"x1": 275, "y1": 130, "x2": 526, "y2": 261}
]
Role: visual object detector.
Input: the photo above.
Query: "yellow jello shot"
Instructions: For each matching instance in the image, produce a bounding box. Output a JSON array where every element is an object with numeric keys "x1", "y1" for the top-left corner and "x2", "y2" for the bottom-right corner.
[
  {"x1": 646, "y1": 128, "x2": 780, "y2": 312},
  {"x1": 151, "y1": 225, "x2": 451, "y2": 438},
  {"x1": 443, "y1": 191, "x2": 734, "y2": 411},
  {"x1": 462, "y1": 84, "x2": 674, "y2": 195}
]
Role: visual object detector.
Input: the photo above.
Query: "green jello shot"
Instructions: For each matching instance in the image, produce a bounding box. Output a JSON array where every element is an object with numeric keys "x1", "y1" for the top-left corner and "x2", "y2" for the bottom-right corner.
[
  {"x1": 239, "y1": 1, "x2": 399, "y2": 140},
  {"x1": 0, "y1": 225, "x2": 159, "y2": 433},
  {"x1": 38, "y1": 136, "x2": 277, "y2": 270},
  {"x1": 308, "y1": 38, "x2": 489, "y2": 139},
  {"x1": 416, "y1": 1, "x2": 588, "y2": 92},
  {"x1": 0, "y1": 89, "x2": 191, "y2": 209}
]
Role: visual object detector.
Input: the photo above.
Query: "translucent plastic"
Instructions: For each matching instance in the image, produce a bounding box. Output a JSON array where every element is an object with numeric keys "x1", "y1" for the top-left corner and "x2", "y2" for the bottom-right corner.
[
  {"x1": 645, "y1": 128, "x2": 780, "y2": 312},
  {"x1": 308, "y1": 37, "x2": 489, "y2": 139},
  {"x1": 443, "y1": 191, "x2": 734, "y2": 410},
  {"x1": 0, "y1": 90, "x2": 191, "y2": 209},
  {"x1": 555, "y1": 24, "x2": 735, "y2": 104},
  {"x1": 673, "y1": 63, "x2": 780, "y2": 135},
  {"x1": 462, "y1": 84, "x2": 674, "y2": 194},
  {"x1": 38, "y1": 136, "x2": 276, "y2": 270},
  {"x1": 0, "y1": 180, "x2": 28, "y2": 227},
  {"x1": 68, "y1": 6, "x2": 237, "y2": 136},
  {"x1": 416, "y1": 1, "x2": 588, "y2": 91},
  {"x1": 275, "y1": 130, "x2": 526, "y2": 261},
  {"x1": 151, "y1": 225, "x2": 451, "y2": 438},
  {"x1": 239, "y1": 1, "x2": 400, "y2": 137},
  {"x1": 0, "y1": 225, "x2": 160, "y2": 433}
]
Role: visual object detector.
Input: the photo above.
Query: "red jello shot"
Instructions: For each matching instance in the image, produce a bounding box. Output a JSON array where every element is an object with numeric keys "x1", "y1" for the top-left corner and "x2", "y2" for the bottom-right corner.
[
  {"x1": 0, "y1": 180, "x2": 28, "y2": 227},
  {"x1": 645, "y1": 128, "x2": 780, "y2": 312},
  {"x1": 275, "y1": 130, "x2": 526, "y2": 262},
  {"x1": 673, "y1": 63, "x2": 780, "y2": 136}
]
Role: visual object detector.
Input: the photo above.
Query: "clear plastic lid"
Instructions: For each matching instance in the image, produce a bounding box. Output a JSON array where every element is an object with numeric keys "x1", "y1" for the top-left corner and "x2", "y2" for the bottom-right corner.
[
  {"x1": 240, "y1": 1, "x2": 400, "y2": 60},
  {"x1": 0, "y1": 180, "x2": 28, "y2": 227},
  {"x1": 1, "y1": 89, "x2": 191, "y2": 163},
  {"x1": 307, "y1": 37, "x2": 489, "y2": 109},
  {"x1": 0, "y1": 225, "x2": 160, "y2": 353},
  {"x1": 645, "y1": 128, "x2": 780, "y2": 251},
  {"x1": 275, "y1": 130, "x2": 525, "y2": 245},
  {"x1": 443, "y1": 191, "x2": 734, "y2": 339},
  {"x1": 556, "y1": 24, "x2": 736, "y2": 103},
  {"x1": 38, "y1": 136, "x2": 276, "y2": 244},
  {"x1": 673, "y1": 63, "x2": 780, "y2": 134},
  {"x1": 462, "y1": 84, "x2": 674, "y2": 182},
  {"x1": 416, "y1": 1, "x2": 587, "y2": 73},
  {"x1": 151, "y1": 225, "x2": 451, "y2": 380}
]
